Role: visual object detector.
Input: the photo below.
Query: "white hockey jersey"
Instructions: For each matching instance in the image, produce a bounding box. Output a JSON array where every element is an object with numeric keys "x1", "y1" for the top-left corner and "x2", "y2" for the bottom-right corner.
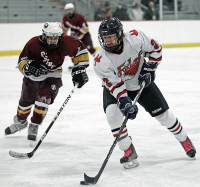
[{"x1": 93, "y1": 29, "x2": 162, "y2": 101}]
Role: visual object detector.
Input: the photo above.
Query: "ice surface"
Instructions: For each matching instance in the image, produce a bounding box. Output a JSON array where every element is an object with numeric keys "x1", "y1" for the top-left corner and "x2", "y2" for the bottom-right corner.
[{"x1": 0, "y1": 48, "x2": 200, "y2": 187}]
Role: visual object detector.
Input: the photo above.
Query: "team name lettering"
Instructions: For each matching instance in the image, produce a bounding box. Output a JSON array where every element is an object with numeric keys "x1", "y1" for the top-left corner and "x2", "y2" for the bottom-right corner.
[
  {"x1": 41, "y1": 51, "x2": 56, "y2": 69},
  {"x1": 118, "y1": 56, "x2": 141, "y2": 77}
]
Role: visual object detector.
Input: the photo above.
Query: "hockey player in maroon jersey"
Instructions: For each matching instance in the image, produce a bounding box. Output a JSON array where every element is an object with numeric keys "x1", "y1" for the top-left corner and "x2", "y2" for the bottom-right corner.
[
  {"x1": 94, "y1": 17, "x2": 196, "y2": 169},
  {"x1": 5, "y1": 22, "x2": 89, "y2": 141},
  {"x1": 61, "y1": 3, "x2": 96, "y2": 57}
]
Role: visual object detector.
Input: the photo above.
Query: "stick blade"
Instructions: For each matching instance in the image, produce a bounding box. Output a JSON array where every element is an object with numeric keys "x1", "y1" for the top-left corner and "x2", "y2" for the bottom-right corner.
[
  {"x1": 84, "y1": 173, "x2": 98, "y2": 185},
  {"x1": 9, "y1": 150, "x2": 30, "y2": 159},
  {"x1": 80, "y1": 180, "x2": 89, "y2": 185}
]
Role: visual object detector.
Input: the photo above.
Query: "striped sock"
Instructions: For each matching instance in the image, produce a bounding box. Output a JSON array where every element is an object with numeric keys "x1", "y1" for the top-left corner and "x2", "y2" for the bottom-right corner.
[
  {"x1": 31, "y1": 101, "x2": 48, "y2": 124},
  {"x1": 17, "y1": 104, "x2": 33, "y2": 121},
  {"x1": 168, "y1": 119, "x2": 187, "y2": 142}
]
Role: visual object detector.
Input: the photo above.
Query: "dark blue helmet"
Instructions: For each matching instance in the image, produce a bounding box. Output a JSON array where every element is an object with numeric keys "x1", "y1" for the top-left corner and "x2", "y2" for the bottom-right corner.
[{"x1": 98, "y1": 17, "x2": 123, "y2": 52}]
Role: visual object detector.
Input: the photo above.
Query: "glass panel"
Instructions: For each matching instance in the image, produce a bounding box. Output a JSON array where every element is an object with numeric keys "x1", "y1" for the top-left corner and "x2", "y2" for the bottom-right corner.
[{"x1": 0, "y1": 0, "x2": 199, "y2": 22}]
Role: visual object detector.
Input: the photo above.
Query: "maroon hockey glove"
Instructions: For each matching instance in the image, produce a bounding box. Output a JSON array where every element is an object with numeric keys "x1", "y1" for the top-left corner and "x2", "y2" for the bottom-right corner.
[
  {"x1": 71, "y1": 66, "x2": 88, "y2": 88},
  {"x1": 23, "y1": 60, "x2": 47, "y2": 77},
  {"x1": 138, "y1": 62, "x2": 157, "y2": 87},
  {"x1": 118, "y1": 96, "x2": 138, "y2": 120}
]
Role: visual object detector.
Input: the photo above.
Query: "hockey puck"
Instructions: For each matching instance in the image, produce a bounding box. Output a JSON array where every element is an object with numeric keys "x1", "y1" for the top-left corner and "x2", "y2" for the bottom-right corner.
[{"x1": 80, "y1": 180, "x2": 89, "y2": 185}]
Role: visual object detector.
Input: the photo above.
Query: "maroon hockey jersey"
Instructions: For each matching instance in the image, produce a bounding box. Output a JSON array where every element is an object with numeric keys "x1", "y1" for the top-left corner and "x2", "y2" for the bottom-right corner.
[
  {"x1": 17, "y1": 35, "x2": 89, "y2": 81},
  {"x1": 61, "y1": 13, "x2": 89, "y2": 39}
]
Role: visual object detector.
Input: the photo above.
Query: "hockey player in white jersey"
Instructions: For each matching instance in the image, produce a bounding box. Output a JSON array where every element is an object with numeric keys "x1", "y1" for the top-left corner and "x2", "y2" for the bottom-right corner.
[{"x1": 94, "y1": 17, "x2": 196, "y2": 169}]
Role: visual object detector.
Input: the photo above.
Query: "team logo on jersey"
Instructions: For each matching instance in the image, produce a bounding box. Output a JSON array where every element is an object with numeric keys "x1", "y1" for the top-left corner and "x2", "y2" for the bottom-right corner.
[
  {"x1": 41, "y1": 51, "x2": 56, "y2": 69},
  {"x1": 118, "y1": 56, "x2": 141, "y2": 77},
  {"x1": 51, "y1": 84, "x2": 56, "y2": 90},
  {"x1": 94, "y1": 54, "x2": 102, "y2": 66},
  {"x1": 130, "y1": 29, "x2": 138, "y2": 36}
]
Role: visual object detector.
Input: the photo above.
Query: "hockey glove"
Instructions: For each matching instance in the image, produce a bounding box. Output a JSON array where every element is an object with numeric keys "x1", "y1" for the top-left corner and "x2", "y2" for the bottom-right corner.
[
  {"x1": 138, "y1": 62, "x2": 158, "y2": 87},
  {"x1": 23, "y1": 60, "x2": 47, "y2": 77},
  {"x1": 118, "y1": 96, "x2": 138, "y2": 120},
  {"x1": 71, "y1": 66, "x2": 88, "y2": 88}
]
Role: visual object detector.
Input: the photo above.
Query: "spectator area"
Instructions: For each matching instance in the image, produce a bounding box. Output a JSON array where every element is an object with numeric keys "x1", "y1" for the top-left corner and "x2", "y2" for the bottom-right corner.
[{"x1": 0, "y1": 0, "x2": 199, "y2": 23}]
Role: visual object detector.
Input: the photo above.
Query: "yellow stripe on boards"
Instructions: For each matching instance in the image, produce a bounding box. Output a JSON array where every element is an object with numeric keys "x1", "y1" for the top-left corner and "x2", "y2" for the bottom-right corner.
[
  {"x1": 0, "y1": 50, "x2": 21, "y2": 56},
  {"x1": 1, "y1": 43, "x2": 200, "y2": 57},
  {"x1": 161, "y1": 43, "x2": 200, "y2": 48}
]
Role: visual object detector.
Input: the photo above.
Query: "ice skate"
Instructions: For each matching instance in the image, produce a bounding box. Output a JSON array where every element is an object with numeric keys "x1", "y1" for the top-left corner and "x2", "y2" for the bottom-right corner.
[
  {"x1": 5, "y1": 115, "x2": 28, "y2": 135},
  {"x1": 180, "y1": 137, "x2": 196, "y2": 158},
  {"x1": 27, "y1": 123, "x2": 39, "y2": 141},
  {"x1": 120, "y1": 144, "x2": 139, "y2": 169}
]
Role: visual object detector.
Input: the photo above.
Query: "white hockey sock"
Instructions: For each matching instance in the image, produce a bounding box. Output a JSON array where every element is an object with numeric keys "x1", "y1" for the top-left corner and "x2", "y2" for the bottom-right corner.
[
  {"x1": 155, "y1": 110, "x2": 187, "y2": 142},
  {"x1": 106, "y1": 104, "x2": 132, "y2": 151}
]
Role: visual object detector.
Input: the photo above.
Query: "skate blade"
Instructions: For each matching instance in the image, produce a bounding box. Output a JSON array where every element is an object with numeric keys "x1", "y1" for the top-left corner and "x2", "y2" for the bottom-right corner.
[{"x1": 122, "y1": 159, "x2": 139, "y2": 169}]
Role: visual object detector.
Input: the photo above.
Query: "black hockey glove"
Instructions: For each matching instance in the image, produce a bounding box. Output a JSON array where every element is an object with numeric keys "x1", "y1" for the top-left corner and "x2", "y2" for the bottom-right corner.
[
  {"x1": 23, "y1": 60, "x2": 47, "y2": 77},
  {"x1": 138, "y1": 62, "x2": 158, "y2": 87},
  {"x1": 71, "y1": 66, "x2": 88, "y2": 88},
  {"x1": 118, "y1": 96, "x2": 138, "y2": 120}
]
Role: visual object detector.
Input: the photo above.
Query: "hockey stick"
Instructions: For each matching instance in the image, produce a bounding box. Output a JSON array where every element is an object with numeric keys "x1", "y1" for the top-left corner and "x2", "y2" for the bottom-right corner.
[
  {"x1": 9, "y1": 84, "x2": 78, "y2": 159},
  {"x1": 81, "y1": 81, "x2": 146, "y2": 185}
]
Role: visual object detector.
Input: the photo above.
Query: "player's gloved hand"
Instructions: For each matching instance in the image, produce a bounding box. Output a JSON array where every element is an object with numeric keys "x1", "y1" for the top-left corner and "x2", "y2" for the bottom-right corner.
[
  {"x1": 23, "y1": 60, "x2": 47, "y2": 77},
  {"x1": 71, "y1": 66, "x2": 88, "y2": 88},
  {"x1": 138, "y1": 62, "x2": 157, "y2": 87},
  {"x1": 118, "y1": 96, "x2": 138, "y2": 120}
]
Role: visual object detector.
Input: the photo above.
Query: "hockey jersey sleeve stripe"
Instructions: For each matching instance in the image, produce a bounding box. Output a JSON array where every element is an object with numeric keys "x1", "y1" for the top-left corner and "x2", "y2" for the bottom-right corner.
[
  {"x1": 80, "y1": 27, "x2": 89, "y2": 34},
  {"x1": 149, "y1": 47, "x2": 162, "y2": 54},
  {"x1": 18, "y1": 60, "x2": 29, "y2": 75},
  {"x1": 61, "y1": 23, "x2": 69, "y2": 33},
  {"x1": 73, "y1": 61, "x2": 89, "y2": 68},
  {"x1": 110, "y1": 80, "x2": 124, "y2": 93},
  {"x1": 72, "y1": 53, "x2": 89, "y2": 65},
  {"x1": 117, "y1": 90, "x2": 128, "y2": 101},
  {"x1": 75, "y1": 49, "x2": 88, "y2": 57},
  {"x1": 149, "y1": 56, "x2": 162, "y2": 61},
  {"x1": 47, "y1": 69, "x2": 63, "y2": 73}
]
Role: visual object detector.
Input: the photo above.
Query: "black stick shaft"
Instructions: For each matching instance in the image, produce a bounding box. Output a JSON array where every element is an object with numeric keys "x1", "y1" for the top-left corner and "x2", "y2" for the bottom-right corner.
[
  {"x1": 84, "y1": 81, "x2": 146, "y2": 184},
  {"x1": 28, "y1": 84, "x2": 78, "y2": 157}
]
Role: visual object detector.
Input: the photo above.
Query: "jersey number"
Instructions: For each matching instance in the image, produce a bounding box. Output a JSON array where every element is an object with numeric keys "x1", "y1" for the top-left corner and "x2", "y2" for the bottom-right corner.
[
  {"x1": 151, "y1": 39, "x2": 159, "y2": 49},
  {"x1": 103, "y1": 78, "x2": 112, "y2": 87}
]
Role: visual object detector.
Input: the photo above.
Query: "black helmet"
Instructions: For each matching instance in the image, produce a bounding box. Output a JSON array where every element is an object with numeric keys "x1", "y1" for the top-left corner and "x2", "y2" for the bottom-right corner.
[{"x1": 98, "y1": 17, "x2": 123, "y2": 52}]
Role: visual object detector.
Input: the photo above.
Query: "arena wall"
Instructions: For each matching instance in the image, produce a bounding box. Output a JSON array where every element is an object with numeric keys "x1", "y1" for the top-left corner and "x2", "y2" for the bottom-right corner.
[{"x1": 0, "y1": 20, "x2": 200, "y2": 56}]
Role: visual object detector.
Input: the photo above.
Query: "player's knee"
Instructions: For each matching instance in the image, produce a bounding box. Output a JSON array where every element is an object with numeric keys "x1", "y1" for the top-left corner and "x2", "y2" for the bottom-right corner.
[
  {"x1": 155, "y1": 109, "x2": 176, "y2": 128},
  {"x1": 36, "y1": 89, "x2": 51, "y2": 105},
  {"x1": 106, "y1": 104, "x2": 123, "y2": 126}
]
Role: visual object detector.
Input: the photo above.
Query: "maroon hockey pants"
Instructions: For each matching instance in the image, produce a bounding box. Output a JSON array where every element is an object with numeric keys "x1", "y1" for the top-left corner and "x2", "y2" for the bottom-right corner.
[{"x1": 17, "y1": 77, "x2": 62, "y2": 124}]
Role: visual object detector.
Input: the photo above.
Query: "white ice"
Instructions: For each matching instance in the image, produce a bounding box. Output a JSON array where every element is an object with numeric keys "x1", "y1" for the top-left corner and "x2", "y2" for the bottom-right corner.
[{"x1": 0, "y1": 47, "x2": 200, "y2": 187}]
